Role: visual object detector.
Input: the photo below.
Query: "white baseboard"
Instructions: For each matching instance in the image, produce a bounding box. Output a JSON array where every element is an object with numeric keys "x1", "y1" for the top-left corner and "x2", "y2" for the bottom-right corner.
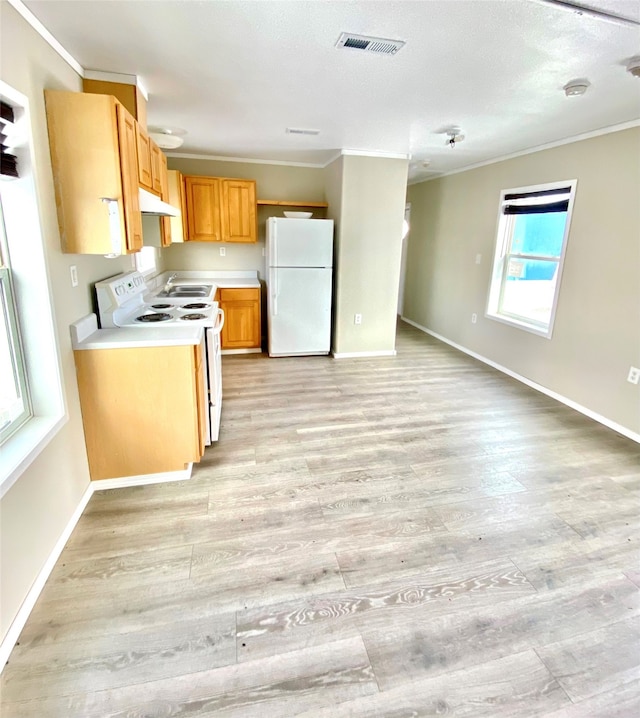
[
  {"x1": 221, "y1": 348, "x2": 262, "y2": 355},
  {"x1": 0, "y1": 464, "x2": 195, "y2": 672},
  {"x1": 0, "y1": 482, "x2": 93, "y2": 671},
  {"x1": 401, "y1": 316, "x2": 640, "y2": 444},
  {"x1": 91, "y1": 464, "x2": 193, "y2": 491},
  {"x1": 332, "y1": 350, "x2": 397, "y2": 359}
]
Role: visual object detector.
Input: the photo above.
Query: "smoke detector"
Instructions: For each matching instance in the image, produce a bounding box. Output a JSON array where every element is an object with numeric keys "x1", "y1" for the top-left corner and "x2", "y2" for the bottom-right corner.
[
  {"x1": 148, "y1": 127, "x2": 186, "y2": 149},
  {"x1": 336, "y1": 32, "x2": 405, "y2": 55},
  {"x1": 563, "y1": 79, "x2": 590, "y2": 96},
  {"x1": 627, "y1": 57, "x2": 640, "y2": 77}
]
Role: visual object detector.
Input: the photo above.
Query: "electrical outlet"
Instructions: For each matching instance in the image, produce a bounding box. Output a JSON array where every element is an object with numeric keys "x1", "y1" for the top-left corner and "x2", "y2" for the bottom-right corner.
[
  {"x1": 70, "y1": 265, "x2": 78, "y2": 287},
  {"x1": 354, "y1": 313, "x2": 362, "y2": 325},
  {"x1": 475, "y1": 254, "x2": 482, "y2": 265},
  {"x1": 471, "y1": 313, "x2": 477, "y2": 324},
  {"x1": 262, "y1": 247, "x2": 266, "y2": 256},
  {"x1": 219, "y1": 247, "x2": 226, "y2": 257},
  {"x1": 628, "y1": 366, "x2": 640, "y2": 385}
]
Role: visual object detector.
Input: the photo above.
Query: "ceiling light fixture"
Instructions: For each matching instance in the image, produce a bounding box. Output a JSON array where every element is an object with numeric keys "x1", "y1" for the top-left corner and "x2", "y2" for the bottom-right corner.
[
  {"x1": 563, "y1": 79, "x2": 590, "y2": 96},
  {"x1": 627, "y1": 57, "x2": 640, "y2": 78},
  {"x1": 148, "y1": 127, "x2": 186, "y2": 150},
  {"x1": 445, "y1": 128, "x2": 465, "y2": 148}
]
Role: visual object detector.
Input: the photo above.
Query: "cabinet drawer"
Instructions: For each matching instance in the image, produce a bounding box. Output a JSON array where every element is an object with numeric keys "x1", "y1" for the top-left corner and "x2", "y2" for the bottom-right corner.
[{"x1": 219, "y1": 288, "x2": 259, "y2": 302}]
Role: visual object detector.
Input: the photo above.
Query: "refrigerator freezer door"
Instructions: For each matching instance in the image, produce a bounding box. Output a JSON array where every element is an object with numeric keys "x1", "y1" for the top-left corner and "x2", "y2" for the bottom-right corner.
[
  {"x1": 267, "y1": 217, "x2": 333, "y2": 268},
  {"x1": 268, "y1": 267, "x2": 332, "y2": 356}
]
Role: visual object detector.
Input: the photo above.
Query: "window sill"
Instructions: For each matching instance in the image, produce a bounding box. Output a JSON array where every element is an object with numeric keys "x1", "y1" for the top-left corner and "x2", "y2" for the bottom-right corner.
[
  {"x1": 485, "y1": 311, "x2": 553, "y2": 339},
  {"x1": 0, "y1": 413, "x2": 68, "y2": 499}
]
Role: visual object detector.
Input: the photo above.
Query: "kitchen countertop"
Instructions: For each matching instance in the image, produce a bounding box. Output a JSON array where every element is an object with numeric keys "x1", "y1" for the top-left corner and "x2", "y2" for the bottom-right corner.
[
  {"x1": 149, "y1": 270, "x2": 261, "y2": 295},
  {"x1": 70, "y1": 314, "x2": 203, "y2": 350}
]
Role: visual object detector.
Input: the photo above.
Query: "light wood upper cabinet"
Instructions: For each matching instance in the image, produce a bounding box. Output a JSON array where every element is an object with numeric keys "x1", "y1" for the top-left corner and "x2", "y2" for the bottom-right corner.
[
  {"x1": 217, "y1": 287, "x2": 261, "y2": 349},
  {"x1": 150, "y1": 142, "x2": 163, "y2": 195},
  {"x1": 183, "y1": 175, "x2": 257, "y2": 243},
  {"x1": 221, "y1": 179, "x2": 257, "y2": 243},
  {"x1": 135, "y1": 125, "x2": 167, "y2": 199},
  {"x1": 135, "y1": 125, "x2": 153, "y2": 190},
  {"x1": 167, "y1": 170, "x2": 188, "y2": 243},
  {"x1": 115, "y1": 105, "x2": 144, "y2": 253},
  {"x1": 44, "y1": 90, "x2": 142, "y2": 255},
  {"x1": 185, "y1": 176, "x2": 221, "y2": 242}
]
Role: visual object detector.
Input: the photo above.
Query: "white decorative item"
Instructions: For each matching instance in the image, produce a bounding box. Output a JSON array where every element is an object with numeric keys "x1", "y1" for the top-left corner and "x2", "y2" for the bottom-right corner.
[{"x1": 283, "y1": 211, "x2": 313, "y2": 219}]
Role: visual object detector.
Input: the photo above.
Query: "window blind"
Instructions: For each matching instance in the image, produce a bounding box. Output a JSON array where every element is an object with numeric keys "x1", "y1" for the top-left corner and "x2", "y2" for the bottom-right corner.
[
  {"x1": 0, "y1": 101, "x2": 18, "y2": 179},
  {"x1": 503, "y1": 186, "x2": 570, "y2": 215}
]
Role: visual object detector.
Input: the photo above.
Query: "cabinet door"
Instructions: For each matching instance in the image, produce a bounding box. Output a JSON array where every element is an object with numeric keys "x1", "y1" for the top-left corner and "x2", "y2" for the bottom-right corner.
[
  {"x1": 150, "y1": 141, "x2": 163, "y2": 195},
  {"x1": 221, "y1": 179, "x2": 257, "y2": 243},
  {"x1": 157, "y1": 152, "x2": 172, "y2": 246},
  {"x1": 220, "y1": 288, "x2": 261, "y2": 348},
  {"x1": 194, "y1": 343, "x2": 207, "y2": 457},
  {"x1": 116, "y1": 105, "x2": 144, "y2": 253},
  {"x1": 74, "y1": 345, "x2": 202, "y2": 481},
  {"x1": 45, "y1": 91, "x2": 128, "y2": 255},
  {"x1": 167, "y1": 170, "x2": 187, "y2": 243},
  {"x1": 185, "y1": 176, "x2": 221, "y2": 241},
  {"x1": 135, "y1": 125, "x2": 153, "y2": 190}
]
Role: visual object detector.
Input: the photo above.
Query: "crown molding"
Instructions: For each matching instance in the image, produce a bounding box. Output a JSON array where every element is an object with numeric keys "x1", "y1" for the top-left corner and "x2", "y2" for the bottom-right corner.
[
  {"x1": 409, "y1": 119, "x2": 640, "y2": 185},
  {"x1": 7, "y1": 0, "x2": 83, "y2": 76},
  {"x1": 340, "y1": 149, "x2": 411, "y2": 160},
  {"x1": 165, "y1": 152, "x2": 328, "y2": 168},
  {"x1": 84, "y1": 69, "x2": 148, "y2": 100}
]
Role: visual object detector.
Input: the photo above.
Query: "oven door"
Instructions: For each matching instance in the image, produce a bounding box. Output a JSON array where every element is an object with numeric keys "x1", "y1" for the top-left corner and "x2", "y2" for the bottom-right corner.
[{"x1": 206, "y1": 308, "x2": 225, "y2": 442}]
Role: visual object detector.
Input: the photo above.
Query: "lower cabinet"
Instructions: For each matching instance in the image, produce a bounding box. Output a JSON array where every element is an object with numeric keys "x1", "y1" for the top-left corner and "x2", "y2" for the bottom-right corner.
[
  {"x1": 74, "y1": 343, "x2": 205, "y2": 481},
  {"x1": 217, "y1": 287, "x2": 261, "y2": 350}
]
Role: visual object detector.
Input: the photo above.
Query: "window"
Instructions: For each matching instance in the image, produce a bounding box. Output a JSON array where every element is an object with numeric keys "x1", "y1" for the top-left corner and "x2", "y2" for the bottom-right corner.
[
  {"x1": 486, "y1": 180, "x2": 577, "y2": 338},
  {"x1": 0, "y1": 200, "x2": 31, "y2": 442},
  {"x1": 134, "y1": 245, "x2": 158, "y2": 275},
  {"x1": 1, "y1": 82, "x2": 65, "y2": 497}
]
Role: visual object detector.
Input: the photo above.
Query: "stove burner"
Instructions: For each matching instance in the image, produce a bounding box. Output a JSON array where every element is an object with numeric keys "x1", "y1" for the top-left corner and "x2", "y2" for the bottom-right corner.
[
  {"x1": 180, "y1": 313, "x2": 206, "y2": 321},
  {"x1": 136, "y1": 313, "x2": 172, "y2": 323},
  {"x1": 181, "y1": 303, "x2": 209, "y2": 310},
  {"x1": 151, "y1": 303, "x2": 172, "y2": 309}
]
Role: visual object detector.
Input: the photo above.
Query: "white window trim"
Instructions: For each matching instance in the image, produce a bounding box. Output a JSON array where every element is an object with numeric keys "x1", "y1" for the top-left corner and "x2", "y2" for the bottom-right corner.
[
  {"x1": 0, "y1": 82, "x2": 66, "y2": 498},
  {"x1": 485, "y1": 179, "x2": 577, "y2": 339}
]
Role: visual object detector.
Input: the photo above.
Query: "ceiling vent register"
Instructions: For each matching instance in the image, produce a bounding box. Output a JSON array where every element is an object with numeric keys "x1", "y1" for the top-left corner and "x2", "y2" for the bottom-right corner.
[{"x1": 336, "y1": 33, "x2": 405, "y2": 55}]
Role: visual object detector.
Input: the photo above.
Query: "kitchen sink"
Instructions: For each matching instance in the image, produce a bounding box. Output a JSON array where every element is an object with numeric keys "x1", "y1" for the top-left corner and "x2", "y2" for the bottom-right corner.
[{"x1": 155, "y1": 285, "x2": 213, "y2": 298}]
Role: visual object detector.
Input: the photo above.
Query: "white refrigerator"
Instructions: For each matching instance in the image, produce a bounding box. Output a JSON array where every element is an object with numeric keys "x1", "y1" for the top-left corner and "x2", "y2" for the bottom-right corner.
[{"x1": 266, "y1": 217, "x2": 334, "y2": 357}]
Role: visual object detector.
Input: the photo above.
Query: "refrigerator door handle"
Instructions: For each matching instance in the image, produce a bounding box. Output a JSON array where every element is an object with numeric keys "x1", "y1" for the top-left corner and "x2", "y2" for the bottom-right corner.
[
  {"x1": 272, "y1": 269, "x2": 278, "y2": 316},
  {"x1": 272, "y1": 222, "x2": 278, "y2": 268}
]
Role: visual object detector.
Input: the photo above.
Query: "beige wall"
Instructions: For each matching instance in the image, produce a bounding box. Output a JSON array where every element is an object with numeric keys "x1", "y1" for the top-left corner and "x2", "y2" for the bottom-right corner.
[
  {"x1": 405, "y1": 127, "x2": 640, "y2": 434},
  {"x1": 0, "y1": 4, "x2": 134, "y2": 641},
  {"x1": 163, "y1": 158, "x2": 326, "y2": 278},
  {"x1": 331, "y1": 155, "x2": 409, "y2": 355},
  {"x1": 323, "y1": 155, "x2": 344, "y2": 348}
]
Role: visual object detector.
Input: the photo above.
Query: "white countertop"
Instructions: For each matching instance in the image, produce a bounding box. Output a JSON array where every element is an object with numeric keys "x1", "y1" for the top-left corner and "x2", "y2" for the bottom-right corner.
[
  {"x1": 70, "y1": 314, "x2": 203, "y2": 350},
  {"x1": 150, "y1": 270, "x2": 261, "y2": 293}
]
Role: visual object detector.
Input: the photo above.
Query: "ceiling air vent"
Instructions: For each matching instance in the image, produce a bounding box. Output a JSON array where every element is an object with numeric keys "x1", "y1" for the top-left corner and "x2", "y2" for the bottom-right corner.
[
  {"x1": 286, "y1": 127, "x2": 320, "y2": 136},
  {"x1": 336, "y1": 32, "x2": 405, "y2": 55}
]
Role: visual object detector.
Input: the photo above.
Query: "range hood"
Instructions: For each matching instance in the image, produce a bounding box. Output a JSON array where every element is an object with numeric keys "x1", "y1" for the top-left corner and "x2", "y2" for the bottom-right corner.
[{"x1": 139, "y1": 188, "x2": 180, "y2": 217}]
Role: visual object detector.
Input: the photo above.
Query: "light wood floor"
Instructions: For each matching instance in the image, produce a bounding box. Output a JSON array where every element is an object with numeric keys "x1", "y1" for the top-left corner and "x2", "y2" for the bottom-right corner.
[{"x1": 3, "y1": 321, "x2": 640, "y2": 716}]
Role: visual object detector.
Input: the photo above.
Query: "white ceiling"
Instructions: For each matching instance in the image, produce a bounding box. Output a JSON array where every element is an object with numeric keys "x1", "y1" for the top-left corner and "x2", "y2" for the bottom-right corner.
[{"x1": 20, "y1": 0, "x2": 640, "y2": 181}]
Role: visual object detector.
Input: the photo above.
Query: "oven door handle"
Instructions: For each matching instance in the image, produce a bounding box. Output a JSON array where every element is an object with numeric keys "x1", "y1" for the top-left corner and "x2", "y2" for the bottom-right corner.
[{"x1": 211, "y1": 308, "x2": 225, "y2": 336}]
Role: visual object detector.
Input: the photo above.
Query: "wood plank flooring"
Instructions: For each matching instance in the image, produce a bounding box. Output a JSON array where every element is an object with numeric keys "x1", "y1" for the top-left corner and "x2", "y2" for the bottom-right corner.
[{"x1": 3, "y1": 320, "x2": 639, "y2": 717}]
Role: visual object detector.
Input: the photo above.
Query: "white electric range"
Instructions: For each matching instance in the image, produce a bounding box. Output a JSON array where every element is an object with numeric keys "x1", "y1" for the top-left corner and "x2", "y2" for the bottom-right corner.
[{"x1": 95, "y1": 271, "x2": 225, "y2": 443}]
